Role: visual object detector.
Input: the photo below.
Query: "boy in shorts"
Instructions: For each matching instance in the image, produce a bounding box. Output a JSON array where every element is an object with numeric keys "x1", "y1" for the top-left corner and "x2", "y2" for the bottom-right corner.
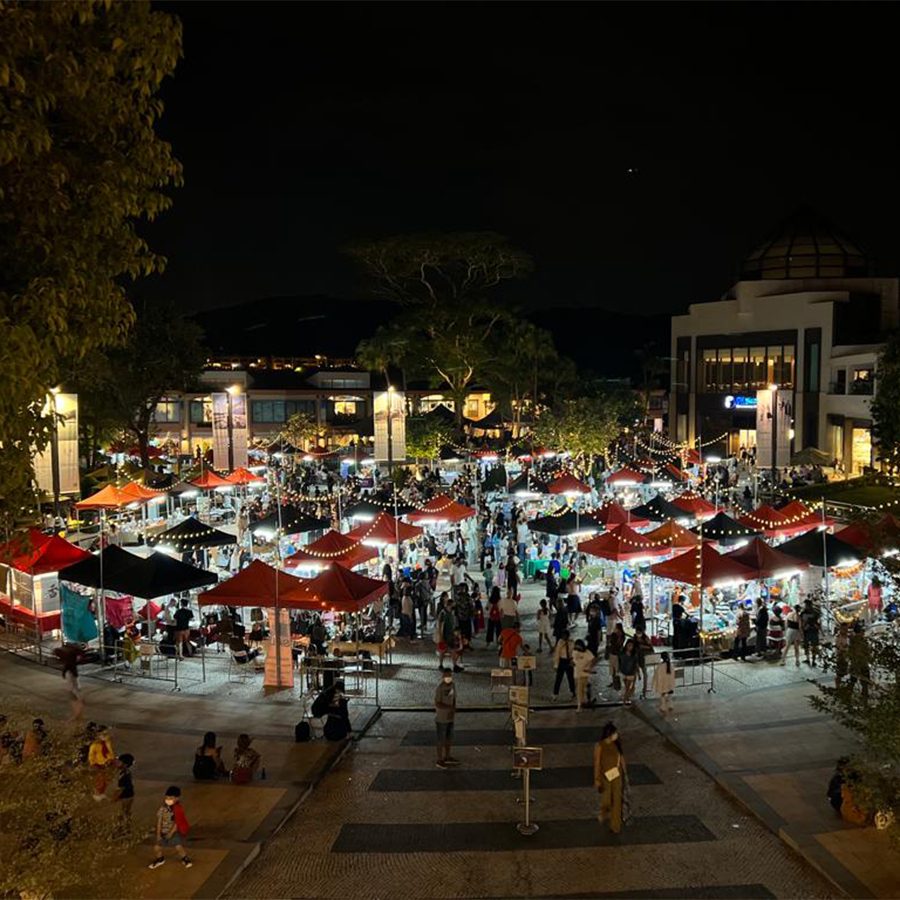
[{"x1": 148, "y1": 786, "x2": 192, "y2": 869}]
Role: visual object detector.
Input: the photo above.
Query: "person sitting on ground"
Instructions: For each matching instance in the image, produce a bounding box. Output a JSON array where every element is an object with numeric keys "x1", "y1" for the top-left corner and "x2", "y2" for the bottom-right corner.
[
  {"x1": 827, "y1": 756, "x2": 849, "y2": 815},
  {"x1": 322, "y1": 680, "x2": 351, "y2": 741},
  {"x1": 22, "y1": 718, "x2": 47, "y2": 759},
  {"x1": 231, "y1": 733, "x2": 261, "y2": 784},
  {"x1": 192, "y1": 731, "x2": 227, "y2": 780}
]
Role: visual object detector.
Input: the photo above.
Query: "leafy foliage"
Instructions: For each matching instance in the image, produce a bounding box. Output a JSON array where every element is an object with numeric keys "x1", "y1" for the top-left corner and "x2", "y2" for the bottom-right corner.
[
  {"x1": 405, "y1": 416, "x2": 454, "y2": 461},
  {"x1": 872, "y1": 331, "x2": 900, "y2": 473},
  {"x1": 280, "y1": 411, "x2": 320, "y2": 451},
  {"x1": 0, "y1": 711, "x2": 140, "y2": 897},
  {"x1": 0, "y1": 0, "x2": 182, "y2": 524},
  {"x1": 811, "y1": 630, "x2": 900, "y2": 842}
]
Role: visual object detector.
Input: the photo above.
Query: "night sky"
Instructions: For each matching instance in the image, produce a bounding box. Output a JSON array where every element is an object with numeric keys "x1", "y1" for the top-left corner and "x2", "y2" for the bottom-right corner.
[{"x1": 142, "y1": 2, "x2": 900, "y2": 317}]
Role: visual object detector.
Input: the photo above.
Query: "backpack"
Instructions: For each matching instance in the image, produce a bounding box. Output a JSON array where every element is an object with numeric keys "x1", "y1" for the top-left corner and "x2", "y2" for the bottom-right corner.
[{"x1": 294, "y1": 721, "x2": 312, "y2": 743}]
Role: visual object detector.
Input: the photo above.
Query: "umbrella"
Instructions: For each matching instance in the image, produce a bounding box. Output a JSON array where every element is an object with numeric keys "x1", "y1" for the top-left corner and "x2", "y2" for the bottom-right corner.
[
  {"x1": 690, "y1": 511, "x2": 759, "y2": 546},
  {"x1": 776, "y1": 530, "x2": 864, "y2": 568},
  {"x1": 790, "y1": 446, "x2": 831, "y2": 466},
  {"x1": 836, "y1": 513, "x2": 900, "y2": 554},
  {"x1": 190, "y1": 470, "x2": 231, "y2": 490},
  {"x1": 628, "y1": 494, "x2": 690, "y2": 522},
  {"x1": 148, "y1": 517, "x2": 236, "y2": 551},
  {"x1": 344, "y1": 498, "x2": 416, "y2": 520},
  {"x1": 508, "y1": 472, "x2": 547, "y2": 496},
  {"x1": 650, "y1": 543, "x2": 756, "y2": 588},
  {"x1": 120, "y1": 481, "x2": 166, "y2": 503},
  {"x1": 58, "y1": 545, "x2": 145, "y2": 589}
]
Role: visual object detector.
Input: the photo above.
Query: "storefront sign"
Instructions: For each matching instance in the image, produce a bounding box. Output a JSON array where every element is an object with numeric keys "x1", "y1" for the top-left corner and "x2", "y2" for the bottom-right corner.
[{"x1": 724, "y1": 395, "x2": 757, "y2": 409}]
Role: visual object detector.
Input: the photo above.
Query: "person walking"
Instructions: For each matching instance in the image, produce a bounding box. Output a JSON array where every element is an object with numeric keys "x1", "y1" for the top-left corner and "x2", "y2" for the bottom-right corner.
[
  {"x1": 485, "y1": 587, "x2": 502, "y2": 646},
  {"x1": 618, "y1": 638, "x2": 640, "y2": 705},
  {"x1": 593, "y1": 722, "x2": 626, "y2": 833},
  {"x1": 800, "y1": 598, "x2": 821, "y2": 666},
  {"x1": 434, "y1": 670, "x2": 459, "y2": 769},
  {"x1": 572, "y1": 638, "x2": 596, "y2": 712},
  {"x1": 551, "y1": 629, "x2": 576, "y2": 702},
  {"x1": 88, "y1": 725, "x2": 116, "y2": 801},
  {"x1": 634, "y1": 628, "x2": 654, "y2": 699},
  {"x1": 754, "y1": 599, "x2": 769, "y2": 657},
  {"x1": 866, "y1": 576, "x2": 883, "y2": 625},
  {"x1": 781, "y1": 604, "x2": 802, "y2": 666},
  {"x1": 148, "y1": 786, "x2": 192, "y2": 869},
  {"x1": 652, "y1": 652, "x2": 676, "y2": 716},
  {"x1": 173, "y1": 598, "x2": 194, "y2": 659},
  {"x1": 62, "y1": 655, "x2": 85, "y2": 720},
  {"x1": 536, "y1": 598, "x2": 552, "y2": 652},
  {"x1": 605, "y1": 623, "x2": 625, "y2": 688},
  {"x1": 734, "y1": 607, "x2": 750, "y2": 661},
  {"x1": 506, "y1": 557, "x2": 519, "y2": 600}
]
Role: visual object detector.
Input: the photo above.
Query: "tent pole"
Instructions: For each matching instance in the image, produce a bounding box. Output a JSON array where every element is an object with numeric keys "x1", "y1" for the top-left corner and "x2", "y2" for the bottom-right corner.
[
  {"x1": 821, "y1": 504, "x2": 830, "y2": 607},
  {"x1": 98, "y1": 511, "x2": 107, "y2": 660}
]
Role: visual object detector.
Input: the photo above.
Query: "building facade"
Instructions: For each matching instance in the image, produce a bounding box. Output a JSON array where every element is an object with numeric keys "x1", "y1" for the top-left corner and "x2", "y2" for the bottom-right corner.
[{"x1": 670, "y1": 213, "x2": 898, "y2": 473}]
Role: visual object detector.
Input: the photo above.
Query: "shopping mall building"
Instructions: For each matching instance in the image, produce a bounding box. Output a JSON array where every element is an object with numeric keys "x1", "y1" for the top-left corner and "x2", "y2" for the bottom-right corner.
[{"x1": 670, "y1": 211, "x2": 898, "y2": 473}]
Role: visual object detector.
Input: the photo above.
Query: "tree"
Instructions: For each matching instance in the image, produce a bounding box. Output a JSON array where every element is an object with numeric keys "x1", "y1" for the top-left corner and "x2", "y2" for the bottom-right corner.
[
  {"x1": 811, "y1": 629, "x2": 900, "y2": 842},
  {"x1": 76, "y1": 300, "x2": 205, "y2": 468},
  {"x1": 405, "y1": 416, "x2": 454, "y2": 462},
  {"x1": 348, "y1": 232, "x2": 531, "y2": 422},
  {"x1": 532, "y1": 384, "x2": 639, "y2": 472},
  {"x1": 0, "y1": 1, "x2": 182, "y2": 524},
  {"x1": 635, "y1": 341, "x2": 669, "y2": 422},
  {"x1": 872, "y1": 331, "x2": 900, "y2": 473},
  {"x1": 356, "y1": 321, "x2": 412, "y2": 391},
  {"x1": 0, "y1": 711, "x2": 140, "y2": 897},
  {"x1": 280, "y1": 411, "x2": 320, "y2": 451}
]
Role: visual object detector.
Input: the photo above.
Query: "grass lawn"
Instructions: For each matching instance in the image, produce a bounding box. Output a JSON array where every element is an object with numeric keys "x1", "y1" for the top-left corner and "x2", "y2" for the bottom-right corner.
[{"x1": 791, "y1": 478, "x2": 900, "y2": 507}]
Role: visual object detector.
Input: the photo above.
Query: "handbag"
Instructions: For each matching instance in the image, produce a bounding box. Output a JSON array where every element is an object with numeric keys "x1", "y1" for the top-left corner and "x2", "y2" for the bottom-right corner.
[
  {"x1": 612, "y1": 673, "x2": 622, "y2": 691},
  {"x1": 644, "y1": 653, "x2": 661, "y2": 666}
]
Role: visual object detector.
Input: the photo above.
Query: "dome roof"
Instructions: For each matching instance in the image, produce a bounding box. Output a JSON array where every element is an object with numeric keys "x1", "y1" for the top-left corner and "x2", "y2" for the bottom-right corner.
[{"x1": 741, "y1": 208, "x2": 869, "y2": 280}]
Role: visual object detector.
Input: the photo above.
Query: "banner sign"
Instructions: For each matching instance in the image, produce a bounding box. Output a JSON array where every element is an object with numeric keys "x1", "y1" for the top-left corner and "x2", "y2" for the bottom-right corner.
[
  {"x1": 211, "y1": 393, "x2": 230, "y2": 471},
  {"x1": 230, "y1": 392, "x2": 249, "y2": 469},
  {"x1": 374, "y1": 390, "x2": 406, "y2": 463},
  {"x1": 755, "y1": 389, "x2": 791, "y2": 468},
  {"x1": 34, "y1": 393, "x2": 80, "y2": 496}
]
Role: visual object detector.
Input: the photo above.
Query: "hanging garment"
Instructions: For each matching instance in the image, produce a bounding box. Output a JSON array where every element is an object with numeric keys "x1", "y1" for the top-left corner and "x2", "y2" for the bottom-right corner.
[
  {"x1": 104, "y1": 595, "x2": 134, "y2": 628},
  {"x1": 61, "y1": 584, "x2": 98, "y2": 644}
]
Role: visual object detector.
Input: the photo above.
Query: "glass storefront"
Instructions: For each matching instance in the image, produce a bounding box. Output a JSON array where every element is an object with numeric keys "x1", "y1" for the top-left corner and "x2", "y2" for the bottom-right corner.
[
  {"x1": 699, "y1": 344, "x2": 795, "y2": 393},
  {"x1": 851, "y1": 427, "x2": 872, "y2": 474}
]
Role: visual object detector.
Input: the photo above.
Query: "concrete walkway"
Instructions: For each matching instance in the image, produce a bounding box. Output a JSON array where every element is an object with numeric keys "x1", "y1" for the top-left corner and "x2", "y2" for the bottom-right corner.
[
  {"x1": 0, "y1": 651, "x2": 372, "y2": 899},
  {"x1": 634, "y1": 657, "x2": 900, "y2": 899}
]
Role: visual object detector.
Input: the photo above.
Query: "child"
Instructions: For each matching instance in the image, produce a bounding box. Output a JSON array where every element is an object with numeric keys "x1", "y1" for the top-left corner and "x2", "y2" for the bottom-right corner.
[
  {"x1": 536, "y1": 599, "x2": 552, "y2": 652},
  {"x1": 115, "y1": 753, "x2": 135, "y2": 822},
  {"x1": 148, "y1": 786, "x2": 192, "y2": 869},
  {"x1": 652, "y1": 652, "x2": 676, "y2": 716},
  {"x1": 473, "y1": 594, "x2": 485, "y2": 636}
]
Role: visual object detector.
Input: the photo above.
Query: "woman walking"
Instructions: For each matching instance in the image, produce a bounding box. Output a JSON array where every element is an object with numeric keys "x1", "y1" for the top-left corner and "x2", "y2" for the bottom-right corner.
[
  {"x1": 551, "y1": 629, "x2": 576, "y2": 702},
  {"x1": 536, "y1": 598, "x2": 552, "y2": 653},
  {"x1": 485, "y1": 587, "x2": 502, "y2": 646},
  {"x1": 593, "y1": 721, "x2": 626, "y2": 833},
  {"x1": 618, "y1": 638, "x2": 640, "y2": 706},
  {"x1": 605, "y1": 623, "x2": 625, "y2": 689}
]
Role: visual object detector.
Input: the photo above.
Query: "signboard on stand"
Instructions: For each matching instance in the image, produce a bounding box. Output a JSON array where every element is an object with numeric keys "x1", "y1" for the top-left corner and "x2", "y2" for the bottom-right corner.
[{"x1": 264, "y1": 608, "x2": 293, "y2": 690}]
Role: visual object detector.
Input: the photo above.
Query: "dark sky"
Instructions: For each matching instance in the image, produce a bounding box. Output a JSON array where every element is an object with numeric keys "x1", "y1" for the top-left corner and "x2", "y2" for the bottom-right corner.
[{"x1": 141, "y1": 2, "x2": 900, "y2": 316}]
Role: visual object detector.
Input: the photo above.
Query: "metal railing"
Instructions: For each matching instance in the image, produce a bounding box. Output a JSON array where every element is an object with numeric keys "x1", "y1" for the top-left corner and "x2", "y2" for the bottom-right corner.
[
  {"x1": 670, "y1": 646, "x2": 716, "y2": 693},
  {"x1": 299, "y1": 655, "x2": 381, "y2": 706}
]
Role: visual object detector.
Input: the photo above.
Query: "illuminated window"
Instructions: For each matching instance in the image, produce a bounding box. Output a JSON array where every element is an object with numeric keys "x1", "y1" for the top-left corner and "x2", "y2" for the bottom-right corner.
[
  {"x1": 153, "y1": 400, "x2": 182, "y2": 423},
  {"x1": 749, "y1": 347, "x2": 766, "y2": 387},
  {"x1": 850, "y1": 368, "x2": 874, "y2": 395},
  {"x1": 189, "y1": 399, "x2": 212, "y2": 425},
  {"x1": 333, "y1": 400, "x2": 358, "y2": 416},
  {"x1": 851, "y1": 427, "x2": 872, "y2": 473}
]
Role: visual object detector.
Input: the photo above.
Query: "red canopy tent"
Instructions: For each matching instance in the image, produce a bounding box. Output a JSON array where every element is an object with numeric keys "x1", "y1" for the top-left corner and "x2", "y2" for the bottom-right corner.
[
  {"x1": 591, "y1": 502, "x2": 650, "y2": 530},
  {"x1": 0, "y1": 528, "x2": 90, "y2": 575},
  {"x1": 197, "y1": 559, "x2": 307, "y2": 607},
  {"x1": 650, "y1": 543, "x2": 755, "y2": 588},
  {"x1": 225, "y1": 467, "x2": 266, "y2": 486},
  {"x1": 726, "y1": 537, "x2": 810, "y2": 579},
  {"x1": 284, "y1": 530, "x2": 377, "y2": 569},
  {"x1": 547, "y1": 474, "x2": 591, "y2": 496},
  {"x1": 288, "y1": 563, "x2": 388, "y2": 613},
  {"x1": 684, "y1": 448, "x2": 701, "y2": 465},
  {"x1": 738, "y1": 504, "x2": 814, "y2": 537},
  {"x1": 836, "y1": 513, "x2": 900, "y2": 553},
  {"x1": 406, "y1": 494, "x2": 475, "y2": 524},
  {"x1": 75, "y1": 484, "x2": 135, "y2": 509},
  {"x1": 346, "y1": 511, "x2": 423, "y2": 545},
  {"x1": 641, "y1": 519, "x2": 701, "y2": 550},
  {"x1": 606, "y1": 467, "x2": 646, "y2": 486},
  {"x1": 778, "y1": 499, "x2": 836, "y2": 529},
  {"x1": 190, "y1": 470, "x2": 232, "y2": 490},
  {"x1": 664, "y1": 462, "x2": 690, "y2": 483},
  {"x1": 578, "y1": 524, "x2": 671, "y2": 562},
  {"x1": 671, "y1": 491, "x2": 718, "y2": 520}
]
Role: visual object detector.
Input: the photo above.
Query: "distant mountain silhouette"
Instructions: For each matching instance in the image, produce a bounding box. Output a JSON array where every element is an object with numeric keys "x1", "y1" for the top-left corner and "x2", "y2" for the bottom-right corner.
[{"x1": 194, "y1": 295, "x2": 669, "y2": 381}]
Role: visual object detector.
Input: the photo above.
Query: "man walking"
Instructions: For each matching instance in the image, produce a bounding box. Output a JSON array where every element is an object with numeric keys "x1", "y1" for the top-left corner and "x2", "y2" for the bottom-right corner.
[{"x1": 434, "y1": 670, "x2": 459, "y2": 769}]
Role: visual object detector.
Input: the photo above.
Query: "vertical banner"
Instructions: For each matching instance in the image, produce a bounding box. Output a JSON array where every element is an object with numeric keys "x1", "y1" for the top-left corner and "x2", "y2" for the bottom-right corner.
[
  {"x1": 230, "y1": 392, "x2": 249, "y2": 469},
  {"x1": 756, "y1": 389, "x2": 791, "y2": 469},
  {"x1": 34, "y1": 393, "x2": 80, "y2": 496},
  {"x1": 374, "y1": 390, "x2": 407, "y2": 463},
  {"x1": 264, "y1": 608, "x2": 293, "y2": 689},
  {"x1": 211, "y1": 393, "x2": 230, "y2": 471}
]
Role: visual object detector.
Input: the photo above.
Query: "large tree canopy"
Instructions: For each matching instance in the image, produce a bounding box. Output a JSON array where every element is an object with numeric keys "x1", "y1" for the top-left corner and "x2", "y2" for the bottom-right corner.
[
  {"x1": 0, "y1": 1, "x2": 182, "y2": 521},
  {"x1": 872, "y1": 331, "x2": 900, "y2": 473}
]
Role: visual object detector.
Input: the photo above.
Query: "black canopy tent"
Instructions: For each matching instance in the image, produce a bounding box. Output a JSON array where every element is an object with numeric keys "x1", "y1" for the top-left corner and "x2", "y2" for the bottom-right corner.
[
  {"x1": 58, "y1": 545, "x2": 143, "y2": 590},
  {"x1": 508, "y1": 472, "x2": 548, "y2": 496},
  {"x1": 629, "y1": 494, "x2": 689, "y2": 522},
  {"x1": 528, "y1": 509, "x2": 600, "y2": 538},
  {"x1": 776, "y1": 530, "x2": 863, "y2": 568},
  {"x1": 249, "y1": 506, "x2": 331, "y2": 537},
  {"x1": 344, "y1": 498, "x2": 415, "y2": 520},
  {"x1": 148, "y1": 517, "x2": 235, "y2": 551},
  {"x1": 690, "y1": 511, "x2": 760, "y2": 546}
]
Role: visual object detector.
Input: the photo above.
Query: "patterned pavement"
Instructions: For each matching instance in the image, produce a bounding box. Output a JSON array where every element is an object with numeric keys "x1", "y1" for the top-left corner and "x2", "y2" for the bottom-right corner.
[{"x1": 227, "y1": 709, "x2": 838, "y2": 899}]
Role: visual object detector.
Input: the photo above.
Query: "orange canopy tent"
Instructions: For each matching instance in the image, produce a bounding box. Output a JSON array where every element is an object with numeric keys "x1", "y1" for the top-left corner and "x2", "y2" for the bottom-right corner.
[
  {"x1": 190, "y1": 470, "x2": 231, "y2": 490},
  {"x1": 650, "y1": 543, "x2": 755, "y2": 588},
  {"x1": 738, "y1": 504, "x2": 814, "y2": 537},
  {"x1": 346, "y1": 511, "x2": 423, "y2": 546},
  {"x1": 120, "y1": 481, "x2": 166, "y2": 502},
  {"x1": 547, "y1": 474, "x2": 591, "y2": 496},
  {"x1": 225, "y1": 467, "x2": 266, "y2": 486},
  {"x1": 284, "y1": 530, "x2": 377, "y2": 569},
  {"x1": 406, "y1": 494, "x2": 475, "y2": 524},
  {"x1": 591, "y1": 502, "x2": 650, "y2": 530},
  {"x1": 0, "y1": 528, "x2": 90, "y2": 575},
  {"x1": 197, "y1": 559, "x2": 306, "y2": 607},
  {"x1": 671, "y1": 491, "x2": 718, "y2": 520},
  {"x1": 287, "y1": 563, "x2": 388, "y2": 613},
  {"x1": 605, "y1": 467, "x2": 646, "y2": 486},
  {"x1": 75, "y1": 484, "x2": 136, "y2": 509},
  {"x1": 726, "y1": 537, "x2": 809, "y2": 579},
  {"x1": 578, "y1": 524, "x2": 671, "y2": 562},
  {"x1": 642, "y1": 519, "x2": 701, "y2": 550}
]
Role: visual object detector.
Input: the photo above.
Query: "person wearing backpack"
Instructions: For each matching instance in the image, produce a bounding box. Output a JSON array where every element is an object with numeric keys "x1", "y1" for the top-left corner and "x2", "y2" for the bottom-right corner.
[{"x1": 148, "y1": 786, "x2": 192, "y2": 869}]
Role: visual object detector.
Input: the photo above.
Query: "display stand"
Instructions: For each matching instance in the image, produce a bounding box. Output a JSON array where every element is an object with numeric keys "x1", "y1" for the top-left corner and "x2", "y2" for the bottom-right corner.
[{"x1": 513, "y1": 746, "x2": 542, "y2": 835}]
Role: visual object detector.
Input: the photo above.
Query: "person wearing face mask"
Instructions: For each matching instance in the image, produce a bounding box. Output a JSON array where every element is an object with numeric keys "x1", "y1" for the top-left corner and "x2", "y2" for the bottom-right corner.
[{"x1": 434, "y1": 670, "x2": 459, "y2": 769}]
